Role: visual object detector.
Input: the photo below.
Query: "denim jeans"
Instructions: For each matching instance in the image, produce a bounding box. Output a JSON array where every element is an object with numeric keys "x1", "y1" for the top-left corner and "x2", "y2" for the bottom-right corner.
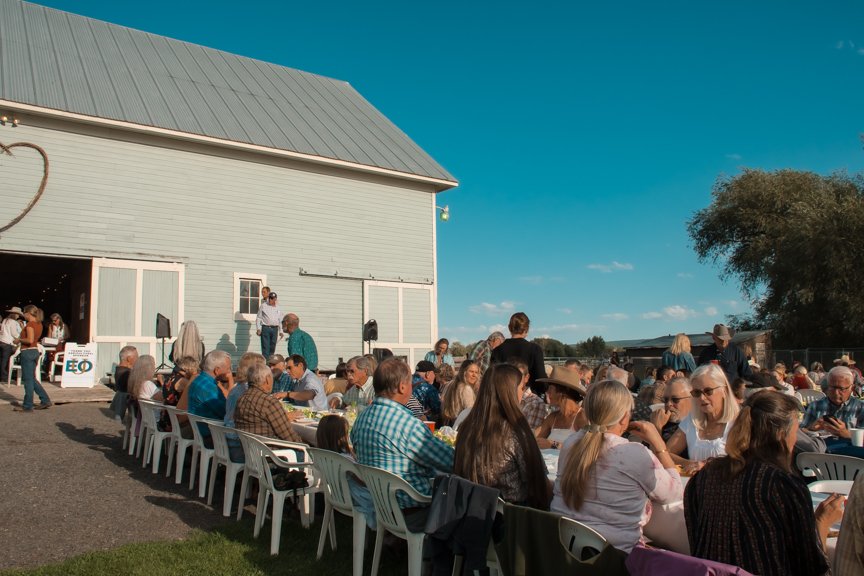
[
  {"x1": 21, "y1": 348, "x2": 51, "y2": 410},
  {"x1": 260, "y1": 325, "x2": 278, "y2": 358},
  {"x1": 0, "y1": 341, "x2": 14, "y2": 383}
]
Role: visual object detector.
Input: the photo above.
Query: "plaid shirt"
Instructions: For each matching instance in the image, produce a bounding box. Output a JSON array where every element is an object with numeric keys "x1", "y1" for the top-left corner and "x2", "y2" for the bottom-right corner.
[
  {"x1": 520, "y1": 388, "x2": 548, "y2": 429},
  {"x1": 343, "y1": 376, "x2": 375, "y2": 406},
  {"x1": 351, "y1": 396, "x2": 454, "y2": 507},
  {"x1": 235, "y1": 386, "x2": 302, "y2": 443},
  {"x1": 469, "y1": 339, "x2": 493, "y2": 376},
  {"x1": 271, "y1": 371, "x2": 293, "y2": 395},
  {"x1": 801, "y1": 395, "x2": 864, "y2": 430}
]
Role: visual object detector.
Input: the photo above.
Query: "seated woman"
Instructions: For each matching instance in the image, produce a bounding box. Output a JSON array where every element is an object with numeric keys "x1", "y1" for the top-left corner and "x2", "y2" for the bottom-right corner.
[
  {"x1": 666, "y1": 363, "x2": 739, "y2": 471},
  {"x1": 535, "y1": 366, "x2": 586, "y2": 449},
  {"x1": 684, "y1": 391, "x2": 843, "y2": 575},
  {"x1": 454, "y1": 364, "x2": 551, "y2": 509},
  {"x1": 440, "y1": 360, "x2": 480, "y2": 427},
  {"x1": 46, "y1": 313, "x2": 69, "y2": 344},
  {"x1": 223, "y1": 352, "x2": 267, "y2": 462},
  {"x1": 159, "y1": 356, "x2": 200, "y2": 432},
  {"x1": 316, "y1": 414, "x2": 377, "y2": 529},
  {"x1": 551, "y1": 379, "x2": 682, "y2": 553},
  {"x1": 128, "y1": 355, "x2": 162, "y2": 401}
]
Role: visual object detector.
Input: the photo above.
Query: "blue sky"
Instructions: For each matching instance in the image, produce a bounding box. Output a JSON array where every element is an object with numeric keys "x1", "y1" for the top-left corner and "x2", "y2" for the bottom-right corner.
[{"x1": 36, "y1": 0, "x2": 864, "y2": 344}]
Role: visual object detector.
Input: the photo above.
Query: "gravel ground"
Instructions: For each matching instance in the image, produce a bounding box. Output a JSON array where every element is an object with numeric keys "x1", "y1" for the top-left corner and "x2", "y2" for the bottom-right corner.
[{"x1": 0, "y1": 402, "x2": 229, "y2": 571}]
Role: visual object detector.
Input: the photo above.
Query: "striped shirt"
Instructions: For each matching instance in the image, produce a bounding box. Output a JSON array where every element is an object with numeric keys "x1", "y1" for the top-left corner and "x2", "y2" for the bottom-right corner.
[{"x1": 351, "y1": 396, "x2": 454, "y2": 507}]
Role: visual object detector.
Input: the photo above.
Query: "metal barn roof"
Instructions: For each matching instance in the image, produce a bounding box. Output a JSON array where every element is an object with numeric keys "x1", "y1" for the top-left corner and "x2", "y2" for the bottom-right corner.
[{"x1": 0, "y1": 0, "x2": 456, "y2": 185}]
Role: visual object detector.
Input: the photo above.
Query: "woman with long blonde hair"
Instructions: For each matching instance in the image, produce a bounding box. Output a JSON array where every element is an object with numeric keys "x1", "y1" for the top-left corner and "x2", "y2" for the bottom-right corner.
[
  {"x1": 440, "y1": 360, "x2": 480, "y2": 426},
  {"x1": 170, "y1": 320, "x2": 205, "y2": 365},
  {"x1": 128, "y1": 354, "x2": 161, "y2": 401},
  {"x1": 551, "y1": 379, "x2": 681, "y2": 552},
  {"x1": 661, "y1": 333, "x2": 696, "y2": 374}
]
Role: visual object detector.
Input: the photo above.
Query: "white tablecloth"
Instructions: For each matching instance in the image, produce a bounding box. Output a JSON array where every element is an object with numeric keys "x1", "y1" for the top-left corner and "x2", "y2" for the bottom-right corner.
[{"x1": 291, "y1": 421, "x2": 318, "y2": 446}]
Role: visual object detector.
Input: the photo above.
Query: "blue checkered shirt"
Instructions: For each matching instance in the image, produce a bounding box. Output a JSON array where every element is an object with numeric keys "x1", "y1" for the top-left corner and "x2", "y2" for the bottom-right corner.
[
  {"x1": 351, "y1": 396, "x2": 454, "y2": 507},
  {"x1": 271, "y1": 371, "x2": 293, "y2": 395},
  {"x1": 802, "y1": 396, "x2": 864, "y2": 430}
]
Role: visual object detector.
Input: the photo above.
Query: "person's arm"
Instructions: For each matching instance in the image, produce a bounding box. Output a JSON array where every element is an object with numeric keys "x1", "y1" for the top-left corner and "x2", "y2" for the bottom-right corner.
[
  {"x1": 628, "y1": 422, "x2": 682, "y2": 504},
  {"x1": 665, "y1": 428, "x2": 695, "y2": 467},
  {"x1": 800, "y1": 404, "x2": 820, "y2": 430},
  {"x1": 535, "y1": 413, "x2": 555, "y2": 448},
  {"x1": 288, "y1": 389, "x2": 316, "y2": 402},
  {"x1": 266, "y1": 400, "x2": 303, "y2": 442},
  {"x1": 16, "y1": 325, "x2": 36, "y2": 346}
]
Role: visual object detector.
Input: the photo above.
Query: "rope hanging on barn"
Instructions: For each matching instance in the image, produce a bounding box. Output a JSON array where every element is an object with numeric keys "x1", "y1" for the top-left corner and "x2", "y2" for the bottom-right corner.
[{"x1": 0, "y1": 141, "x2": 49, "y2": 235}]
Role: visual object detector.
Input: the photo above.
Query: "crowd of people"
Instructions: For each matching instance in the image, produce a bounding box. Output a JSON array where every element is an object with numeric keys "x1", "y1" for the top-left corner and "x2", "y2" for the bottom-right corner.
[{"x1": 9, "y1": 291, "x2": 864, "y2": 574}]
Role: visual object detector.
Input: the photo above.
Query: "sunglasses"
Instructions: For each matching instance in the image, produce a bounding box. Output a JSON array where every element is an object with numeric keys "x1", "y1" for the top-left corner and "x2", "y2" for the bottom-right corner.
[
  {"x1": 690, "y1": 386, "x2": 724, "y2": 399},
  {"x1": 663, "y1": 396, "x2": 689, "y2": 404},
  {"x1": 828, "y1": 385, "x2": 853, "y2": 392}
]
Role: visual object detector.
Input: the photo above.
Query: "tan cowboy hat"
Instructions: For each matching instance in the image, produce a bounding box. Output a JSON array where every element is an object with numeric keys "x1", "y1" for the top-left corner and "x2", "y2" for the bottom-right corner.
[
  {"x1": 834, "y1": 354, "x2": 856, "y2": 366},
  {"x1": 5, "y1": 306, "x2": 23, "y2": 316},
  {"x1": 706, "y1": 324, "x2": 732, "y2": 341},
  {"x1": 536, "y1": 365, "x2": 587, "y2": 397}
]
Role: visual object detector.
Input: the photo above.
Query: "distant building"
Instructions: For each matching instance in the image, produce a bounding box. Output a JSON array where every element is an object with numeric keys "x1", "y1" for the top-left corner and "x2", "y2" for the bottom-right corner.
[
  {"x1": 0, "y1": 0, "x2": 456, "y2": 376},
  {"x1": 620, "y1": 331, "x2": 772, "y2": 372}
]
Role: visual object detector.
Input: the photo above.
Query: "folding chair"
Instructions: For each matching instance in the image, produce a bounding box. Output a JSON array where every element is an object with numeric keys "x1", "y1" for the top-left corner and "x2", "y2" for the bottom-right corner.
[
  {"x1": 208, "y1": 423, "x2": 247, "y2": 517},
  {"x1": 162, "y1": 405, "x2": 195, "y2": 484},
  {"x1": 186, "y1": 413, "x2": 218, "y2": 498},
  {"x1": 137, "y1": 399, "x2": 172, "y2": 474}
]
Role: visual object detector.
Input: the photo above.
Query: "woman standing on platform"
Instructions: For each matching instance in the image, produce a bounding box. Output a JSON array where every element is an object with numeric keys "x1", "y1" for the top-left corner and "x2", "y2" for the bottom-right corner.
[
  {"x1": 12, "y1": 305, "x2": 52, "y2": 412},
  {"x1": 662, "y1": 333, "x2": 697, "y2": 375}
]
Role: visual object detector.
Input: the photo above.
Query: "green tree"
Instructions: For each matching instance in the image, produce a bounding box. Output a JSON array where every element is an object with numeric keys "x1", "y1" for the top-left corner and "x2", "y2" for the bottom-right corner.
[
  {"x1": 449, "y1": 341, "x2": 468, "y2": 357},
  {"x1": 688, "y1": 169, "x2": 864, "y2": 347},
  {"x1": 533, "y1": 337, "x2": 566, "y2": 357},
  {"x1": 575, "y1": 335, "x2": 607, "y2": 358}
]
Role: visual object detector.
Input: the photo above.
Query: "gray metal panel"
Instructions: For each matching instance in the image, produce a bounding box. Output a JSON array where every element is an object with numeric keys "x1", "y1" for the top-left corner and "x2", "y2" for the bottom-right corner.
[{"x1": 0, "y1": 0, "x2": 455, "y2": 183}]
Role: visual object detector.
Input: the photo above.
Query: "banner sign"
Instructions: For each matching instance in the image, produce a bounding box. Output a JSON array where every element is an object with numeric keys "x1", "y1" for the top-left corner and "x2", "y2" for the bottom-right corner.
[{"x1": 60, "y1": 342, "x2": 97, "y2": 388}]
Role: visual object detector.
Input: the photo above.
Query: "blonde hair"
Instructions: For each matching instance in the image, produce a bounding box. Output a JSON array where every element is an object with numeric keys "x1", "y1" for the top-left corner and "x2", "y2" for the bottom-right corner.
[
  {"x1": 560, "y1": 380, "x2": 634, "y2": 510},
  {"x1": 689, "y1": 363, "x2": 740, "y2": 432},
  {"x1": 128, "y1": 355, "x2": 157, "y2": 400},
  {"x1": 669, "y1": 333, "x2": 691, "y2": 355},
  {"x1": 173, "y1": 320, "x2": 203, "y2": 364},
  {"x1": 236, "y1": 352, "x2": 266, "y2": 383}
]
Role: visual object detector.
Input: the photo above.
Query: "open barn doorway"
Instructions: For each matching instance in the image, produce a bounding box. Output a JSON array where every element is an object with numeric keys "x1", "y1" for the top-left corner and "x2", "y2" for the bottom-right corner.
[{"x1": 0, "y1": 252, "x2": 91, "y2": 343}]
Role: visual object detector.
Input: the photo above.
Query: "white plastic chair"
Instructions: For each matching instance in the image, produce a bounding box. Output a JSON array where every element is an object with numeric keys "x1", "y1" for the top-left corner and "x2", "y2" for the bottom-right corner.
[
  {"x1": 122, "y1": 400, "x2": 140, "y2": 456},
  {"x1": 162, "y1": 405, "x2": 195, "y2": 484},
  {"x1": 245, "y1": 434, "x2": 322, "y2": 555},
  {"x1": 137, "y1": 399, "x2": 173, "y2": 474},
  {"x1": 308, "y1": 447, "x2": 369, "y2": 576},
  {"x1": 48, "y1": 350, "x2": 65, "y2": 383},
  {"x1": 808, "y1": 479, "x2": 854, "y2": 496},
  {"x1": 799, "y1": 389, "x2": 825, "y2": 404},
  {"x1": 796, "y1": 452, "x2": 864, "y2": 481},
  {"x1": 559, "y1": 516, "x2": 609, "y2": 562},
  {"x1": 207, "y1": 423, "x2": 247, "y2": 517},
  {"x1": 7, "y1": 344, "x2": 44, "y2": 386},
  {"x1": 357, "y1": 464, "x2": 432, "y2": 576},
  {"x1": 236, "y1": 430, "x2": 265, "y2": 521},
  {"x1": 186, "y1": 413, "x2": 218, "y2": 498}
]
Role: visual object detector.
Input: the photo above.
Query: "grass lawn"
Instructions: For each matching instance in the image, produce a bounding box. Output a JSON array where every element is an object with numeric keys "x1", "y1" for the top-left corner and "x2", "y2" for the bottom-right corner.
[{"x1": 1, "y1": 514, "x2": 408, "y2": 576}]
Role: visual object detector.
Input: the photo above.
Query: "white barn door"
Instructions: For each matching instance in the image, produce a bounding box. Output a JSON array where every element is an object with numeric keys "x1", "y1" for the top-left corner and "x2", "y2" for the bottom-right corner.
[
  {"x1": 363, "y1": 280, "x2": 435, "y2": 367},
  {"x1": 90, "y1": 258, "x2": 185, "y2": 378}
]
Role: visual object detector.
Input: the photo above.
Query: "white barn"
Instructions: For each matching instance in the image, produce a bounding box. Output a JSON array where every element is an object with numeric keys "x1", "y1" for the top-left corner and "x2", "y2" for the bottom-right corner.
[{"x1": 0, "y1": 0, "x2": 457, "y2": 378}]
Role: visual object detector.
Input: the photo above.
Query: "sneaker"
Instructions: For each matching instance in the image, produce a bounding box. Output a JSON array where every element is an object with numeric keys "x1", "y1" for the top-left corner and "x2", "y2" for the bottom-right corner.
[{"x1": 34, "y1": 403, "x2": 52, "y2": 410}]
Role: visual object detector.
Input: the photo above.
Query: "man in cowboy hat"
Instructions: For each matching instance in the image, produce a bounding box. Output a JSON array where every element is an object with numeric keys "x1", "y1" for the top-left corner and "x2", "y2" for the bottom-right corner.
[
  {"x1": 697, "y1": 323, "x2": 752, "y2": 383},
  {"x1": 0, "y1": 306, "x2": 24, "y2": 383}
]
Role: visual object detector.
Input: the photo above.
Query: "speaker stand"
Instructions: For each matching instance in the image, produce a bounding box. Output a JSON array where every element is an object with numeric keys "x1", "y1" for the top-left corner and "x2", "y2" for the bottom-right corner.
[{"x1": 156, "y1": 337, "x2": 169, "y2": 370}]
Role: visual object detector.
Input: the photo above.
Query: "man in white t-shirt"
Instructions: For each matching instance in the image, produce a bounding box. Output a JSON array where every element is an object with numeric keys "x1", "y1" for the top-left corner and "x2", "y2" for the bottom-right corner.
[
  {"x1": 285, "y1": 354, "x2": 327, "y2": 411},
  {"x1": 0, "y1": 307, "x2": 24, "y2": 383}
]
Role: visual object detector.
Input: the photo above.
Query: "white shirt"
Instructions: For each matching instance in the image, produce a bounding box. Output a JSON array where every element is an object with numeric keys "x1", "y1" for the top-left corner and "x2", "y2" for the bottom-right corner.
[
  {"x1": 677, "y1": 414, "x2": 733, "y2": 461},
  {"x1": 0, "y1": 318, "x2": 22, "y2": 345},
  {"x1": 295, "y1": 369, "x2": 328, "y2": 411},
  {"x1": 138, "y1": 380, "x2": 159, "y2": 400},
  {"x1": 550, "y1": 431, "x2": 682, "y2": 553}
]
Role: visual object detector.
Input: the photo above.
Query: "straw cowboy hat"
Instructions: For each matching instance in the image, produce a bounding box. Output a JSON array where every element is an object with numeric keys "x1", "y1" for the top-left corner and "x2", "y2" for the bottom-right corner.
[
  {"x1": 834, "y1": 354, "x2": 856, "y2": 366},
  {"x1": 4, "y1": 306, "x2": 23, "y2": 316},
  {"x1": 706, "y1": 324, "x2": 733, "y2": 341},
  {"x1": 536, "y1": 365, "x2": 587, "y2": 398}
]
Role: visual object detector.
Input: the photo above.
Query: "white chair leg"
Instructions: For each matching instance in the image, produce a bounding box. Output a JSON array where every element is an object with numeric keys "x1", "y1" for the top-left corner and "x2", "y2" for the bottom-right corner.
[
  {"x1": 270, "y1": 494, "x2": 286, "y2": 555},
  {"x1": 253, "y1": 489, "x2": 268, "y2": 538},
  {"x1": 352, "y1": 514, "x2": 366, "y2": 576},
  {"x1": 151, "y1": 439, "x2": 164, "y2": 474},
  {"x1": 165, "y1": 438, "x2": 176, "y2": 478},
  {"x1": 189, "y1": 446, "x2": 199, "y2": 491},
  {"x1": 371, "y1": 527, "x2": 385, "y2": 576},
  {"x1": 198, "y1": 455, "x2": 211, "y2": 499},
  {"x1": 316, "y1": 504, "x2": 332, "y2": 559},
  {"x1": 237, "y1": 472, "x2": 250, "y2": 520},
  {"x1": 207, "y1": 462, "x2": 219, "y2": 505},
  {"x1": 223, "y1": 468, "x2": 240, "y2": 517},
  {"x1": 329, "y1": 511, "x2": 337, "y2": 549},
  {"x1": 406, "y1": 533, "x2": 425, "y2": 576},
  {"x1": 175, "y1": 444, "x2": 189, "y2": 485}
]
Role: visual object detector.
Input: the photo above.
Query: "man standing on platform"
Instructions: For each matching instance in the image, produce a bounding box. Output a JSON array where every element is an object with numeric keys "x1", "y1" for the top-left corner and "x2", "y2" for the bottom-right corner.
[
  {"x1": 283, "y1": 313, "x2": 318, "y2": 372},
  {"x1": 256, "y1": 292, "x2": 283, "y2": 358},
  {"x1": 469, "y1": 331, "x2": 506, "y2": 377},
  {"x1": 697, "y1": 323, "x2": 752, "y2": 383}
]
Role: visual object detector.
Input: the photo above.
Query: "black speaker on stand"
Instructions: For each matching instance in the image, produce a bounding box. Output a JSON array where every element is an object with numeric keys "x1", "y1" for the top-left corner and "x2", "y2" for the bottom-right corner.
[
  {"x1": 156, "y1": 314, "x2": 172, "y2": 370},
  {"x1": 363, "y1": 319, "x2": 378, "y2": 355}
]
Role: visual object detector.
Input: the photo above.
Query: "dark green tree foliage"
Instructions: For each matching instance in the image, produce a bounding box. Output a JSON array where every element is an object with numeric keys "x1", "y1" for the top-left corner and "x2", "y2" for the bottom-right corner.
[
  {"x1": 576, "y1": 335, "x2": 608, "y2": 358},
  {"x1": 688, "y1": 169, "x2": 864, "y2": 347}
]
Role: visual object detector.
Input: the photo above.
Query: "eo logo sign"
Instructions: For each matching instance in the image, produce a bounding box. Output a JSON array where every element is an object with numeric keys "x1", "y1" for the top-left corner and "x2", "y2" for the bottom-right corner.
[{"x1": 65, "y1": 359, "x2": 94, "y2": 375}]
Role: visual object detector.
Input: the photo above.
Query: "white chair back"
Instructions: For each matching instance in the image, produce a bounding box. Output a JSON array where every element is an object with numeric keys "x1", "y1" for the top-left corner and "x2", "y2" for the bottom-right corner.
[
  {"x1": 238, "y1": 431, "x2": 269, "y2": 485},
  {"x1": 357, "y1": 463, "x2": 431, "y2": 537},
  {"x1": 799, "y1": 389, "x2": 825, "y2": 404},
  {"x1": 208, "y1": 422, "x2": 233, "y2": 463},
  {"x1": 796, "y1": 452, "x2": 864, "y2": 481},
  {"x1": 308, "y1": 448, "x2": 361, "y2": 516},
  {"x1": 559, "y1": 516, "x2": 609, "y2": 562},
  {"x1": 186, "y1": 413, "x2": 216, "y2": 451}
]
